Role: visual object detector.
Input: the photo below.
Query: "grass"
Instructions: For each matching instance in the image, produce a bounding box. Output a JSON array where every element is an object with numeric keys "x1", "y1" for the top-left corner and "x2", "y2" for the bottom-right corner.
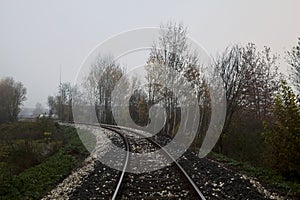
[
  {"x1": 208, "y1": 151, "x2": 300, "y2": 198},
  {"x1": 0, "y1": 125, "x2": 95, "y2": 200},
  {"x1": 0, "y1": 120, "x2": 64, "y2": 178}
]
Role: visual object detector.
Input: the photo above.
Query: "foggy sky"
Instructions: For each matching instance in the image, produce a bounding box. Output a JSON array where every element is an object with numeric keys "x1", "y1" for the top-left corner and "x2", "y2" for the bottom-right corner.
[{"x1": 0, "y1": 0, "x2": 299, "y2": 108}]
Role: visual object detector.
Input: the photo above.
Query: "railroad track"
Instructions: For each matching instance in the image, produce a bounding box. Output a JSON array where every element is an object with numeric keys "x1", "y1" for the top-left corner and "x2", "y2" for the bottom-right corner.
[
  {"x1": 48, "y1": 123, "x2": 271, "y2": 199},
  {"x1": 100, "y1": 124, "x2": 206, "y2": 200}
]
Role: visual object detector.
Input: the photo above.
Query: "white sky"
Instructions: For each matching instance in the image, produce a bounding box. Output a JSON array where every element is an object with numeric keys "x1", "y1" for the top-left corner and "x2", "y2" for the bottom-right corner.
[{"x1": 0, "y1": 0, "x2": 299, "y2": 108}]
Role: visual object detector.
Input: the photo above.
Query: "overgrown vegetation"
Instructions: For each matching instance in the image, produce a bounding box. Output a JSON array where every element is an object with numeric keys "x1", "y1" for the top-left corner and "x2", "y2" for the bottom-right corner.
[
  {"x1": 0, "y1": 119, "x2": 62, "y2": 176},
  {"x1": 0, "y1": 122, "x2": 93, "y2": 199}
]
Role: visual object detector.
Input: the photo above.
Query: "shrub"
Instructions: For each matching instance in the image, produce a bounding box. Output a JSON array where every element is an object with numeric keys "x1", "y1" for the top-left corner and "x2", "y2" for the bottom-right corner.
[{"x1": 263, "y1": 81, "x2": 300, "y2": 180}]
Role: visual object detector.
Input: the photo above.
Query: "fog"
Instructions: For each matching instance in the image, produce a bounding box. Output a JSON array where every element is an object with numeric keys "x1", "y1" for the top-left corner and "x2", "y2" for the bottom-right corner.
[{"x1": 0, "y1": 0, "x2": 299, "y2": 108}]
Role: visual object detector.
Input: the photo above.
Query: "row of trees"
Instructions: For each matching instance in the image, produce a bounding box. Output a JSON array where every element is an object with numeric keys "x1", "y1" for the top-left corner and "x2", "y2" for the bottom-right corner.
[
  {"x1": 47, "y1": 23, "x2": 299, "y2": 179},
  {"x1": 0, "y1": 77, "x2": 26, "y2": 123},
  {"x1": 76, "y1": 22, "x2": 280, "y2": 142}
]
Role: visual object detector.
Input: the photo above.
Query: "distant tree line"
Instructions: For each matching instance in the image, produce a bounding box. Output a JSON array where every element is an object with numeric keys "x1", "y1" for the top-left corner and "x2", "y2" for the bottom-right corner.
[{"x1": 0, "y1": 77, "x2": 26, "y2": 123}]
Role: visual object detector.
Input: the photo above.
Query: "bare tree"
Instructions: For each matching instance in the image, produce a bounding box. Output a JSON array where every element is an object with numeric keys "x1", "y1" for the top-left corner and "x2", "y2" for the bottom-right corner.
[
  {"x1": 48, "y1": 83, "x2": 81, "y2": 121},
  {"x1": 146, "y1": 22, "x2": 207, "y2": 136},
  {"x1": 214, "y1": 43, "x2": 280, "y2": 152},
  {"x1": 242, "y1": 45, "x2": 280, "y2": 119},
  {"x1": 214, "y1": 45, "x2": 244, "y2": 136},
  {"x1": 287, "y1": 37, "x2": 300, "y2": 93},
  {"x1": 47, "y1": 96, "x2": 56, "y2": 115},
  {"x1": 84, "y1": 55, "x2": 124, "y2": 124}
]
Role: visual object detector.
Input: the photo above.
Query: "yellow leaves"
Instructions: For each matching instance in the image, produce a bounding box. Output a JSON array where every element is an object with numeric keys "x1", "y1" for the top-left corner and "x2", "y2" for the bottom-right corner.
[{"x1": 43, "y1": 132, "x2": 52, "y2": 136}]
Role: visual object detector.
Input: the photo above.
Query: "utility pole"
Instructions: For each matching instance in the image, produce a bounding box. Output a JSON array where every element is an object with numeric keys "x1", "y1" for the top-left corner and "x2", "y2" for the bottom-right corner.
[{"x1": 59, "y1": 65, "x2": 62, "y2": 121}]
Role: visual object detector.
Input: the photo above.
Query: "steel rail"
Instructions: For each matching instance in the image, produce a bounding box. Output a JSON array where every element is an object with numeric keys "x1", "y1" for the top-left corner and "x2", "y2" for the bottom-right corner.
[
  {"x1": 102, "y1": 126, "x2": 130, "y2": 200},
  {"x1": 69, "y1": 122, "x2": 206, "y2": 199},
  {"x1": 60, "y1": 122, "x2": 130, "y2": 199},
  {"x1": 101, "y1": 124, "x2": 206, "y2": 200}
]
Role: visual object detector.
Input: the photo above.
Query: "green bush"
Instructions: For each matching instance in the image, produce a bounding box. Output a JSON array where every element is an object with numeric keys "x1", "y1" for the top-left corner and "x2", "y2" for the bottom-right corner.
[{"x1": 263, "y1": 81, "x2": 300, "y2": 180}]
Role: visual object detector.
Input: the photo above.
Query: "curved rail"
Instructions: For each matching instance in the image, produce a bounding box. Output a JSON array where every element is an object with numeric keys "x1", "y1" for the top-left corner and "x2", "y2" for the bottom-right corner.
[
  {"x1": 102, "y1": 126, "x2": 130, "y2": 200},
  {"x1": 144, "y1": 133, "x2": 206, "y2": 200},
  {"x1": 101, "y1": 124, "x2": 206, "y2": 200},
  {"x1": 70, "y1": 122, "x2": 205, "y2": 199},
  {"x1": 62, "y1": 122, "x2": 130, "y2": 199}
]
